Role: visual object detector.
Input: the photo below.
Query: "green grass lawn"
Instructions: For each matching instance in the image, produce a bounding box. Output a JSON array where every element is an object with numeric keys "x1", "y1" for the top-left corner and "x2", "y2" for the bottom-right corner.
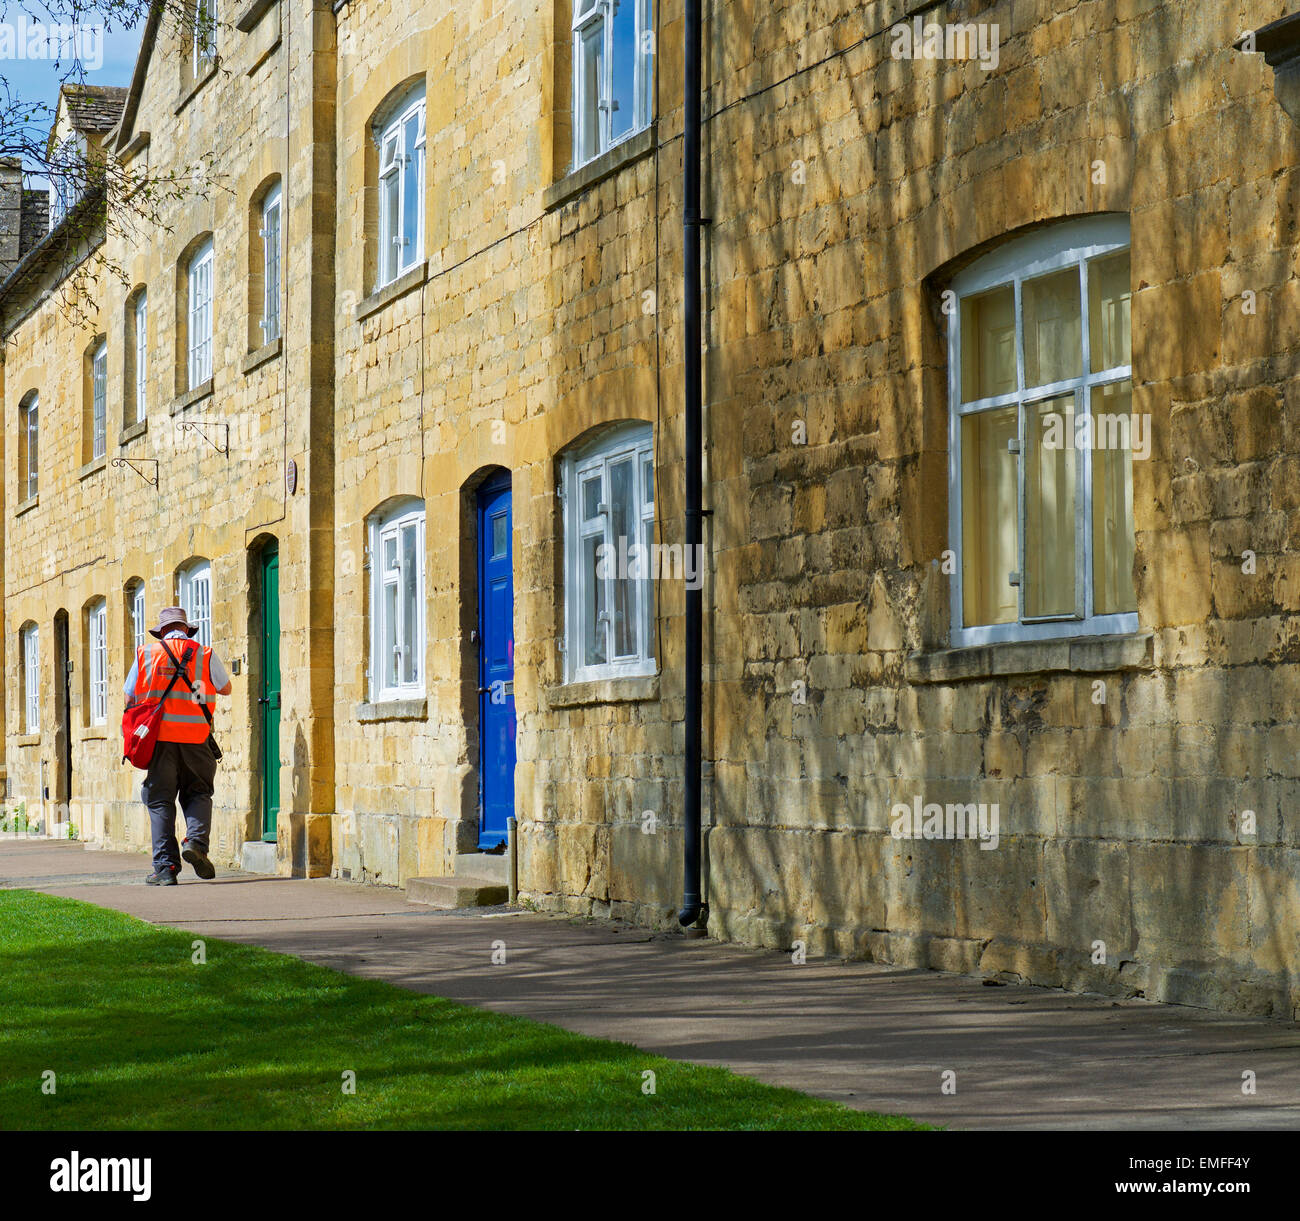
[{"x1": 0, "y1": 889, "x2": 925, "y2": 1131}]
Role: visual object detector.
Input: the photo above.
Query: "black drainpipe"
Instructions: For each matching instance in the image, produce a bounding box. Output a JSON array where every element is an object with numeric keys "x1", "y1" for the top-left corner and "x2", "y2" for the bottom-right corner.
[{"x1": 679, "y1": 0, "x2": 705, "y2": 929}]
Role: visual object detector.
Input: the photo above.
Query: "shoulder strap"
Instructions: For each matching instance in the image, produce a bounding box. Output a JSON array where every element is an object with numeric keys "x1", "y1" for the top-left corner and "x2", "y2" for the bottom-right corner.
[
  {"x1": 159, "y1": 639, "x2": 215, "y2": 728},
  {"x1": 136, "y1": 642, "x2": 185, "y2": 708}
]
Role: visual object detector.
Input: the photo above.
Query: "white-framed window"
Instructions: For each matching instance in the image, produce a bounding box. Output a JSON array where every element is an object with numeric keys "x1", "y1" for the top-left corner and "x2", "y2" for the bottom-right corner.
[
  {"x1": 91, "y1": 338, "x2": 107, "y2": 459},
  {"x1": 572, "y1": 0, "x2": 654, "y2": 168},
  {"x1": 21, "y1": 623, "x2": 39, "y2": 733},
  {"x1": 19, "y1": 392, "x2": 37, "y2": 500},
  {"x1": 134, "y1": 291, "x2": 147, "y2": 424},
  {"x1": 128, "y1": 580, "x2": 146, "y2": 652},
  {"x1": 178, "y1": 560, "x2": 212, "y2": 648},
  {"x1": 194, "y1": 0, "x2": 217, "y2": 70},
  {"x1": 187, "y1": 240, "x2": 214, "y2": 390},
  {"x1": 562, "y1": 423, "x2": 656, "y2": 682},
  {"x1": 48, "y1": 135, "x2": 84, "y2": 228},
  {"x1": 376, "y1": 89, "x2": 425, "y2": 288},
  {"x1": 948, "y1": 214, "x2": 1136, "y2": 648},
  {"x1": 260, "y1": 184, "x2": 281, "y2": 343},
  {"x1": 88, "y1": 600, "x2": 107, "y2": 725},
  {"x1": 368, "y1": 501, "x2": 426, "y2": 701}
]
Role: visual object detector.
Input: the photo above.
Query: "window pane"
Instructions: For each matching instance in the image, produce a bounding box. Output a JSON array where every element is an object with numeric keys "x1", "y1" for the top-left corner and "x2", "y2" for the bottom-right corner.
[
  {"x1": 136, "y1": 295, "x2": 147, "y2": 421},
  {"x1": 1089, "y1": 250, "x2": 1131, "y2": 373},
  {"x1": 380, "y1": 175, "x2": 399, "y2": 283},
  {"x1": 579, "y1": 21, "x2": 605, "y2": 163},
  {"x1": 642, "y1": 516, "x2": 655, "y2": 661},
  {"x1": 264, "y1": 200, "x2": 281, "y2": 342},
  {"x1": 643, "y1": 455, "x2": 653, "y2": 507},
  {"x1": 1092, "y1": 380, "x2": 1137, "y2": 614},
  {"x1": 92, "y1": 347, "x2": 106, "y2": 458},
  {"x1": 583, "y1": 533, "x2": 607, "y2": 667},
  {"x1": 492, "y1": 512, "x2": 507, "y2": 558},
  {"x1": 610, "y1": 0, "x2": 637, "y2": 142},
  {"x1": 402, "y1": 111, "x2": 422, "y2": 267},
  {"x1": 609, "y1": 457, "x2": 636, "y2": 656},
  {"x1": 581, "y1": 472, "x2": 602, "y2": 521},
  {"x1": 961, "y1": 405, "x2": 1018, "y2": 626},
  {"x1": 401, "y1": 522, "x2": 419, "y2": 685},
  {"x1": 960, "y1": 285, "x2": 1015, "y2": 402},
  {"x1": 1024, "y1": 394, "x2": 1077, "y2": 618},
  {"x1": 384, "y1": 578, "x2": 399, "y2": 688},
  {"x1": 1022, "y1": 267, "x2": 1081, "y2": 388},
  {"x1": 28, "y1": 403, "x2": 38, "y2": 496}
]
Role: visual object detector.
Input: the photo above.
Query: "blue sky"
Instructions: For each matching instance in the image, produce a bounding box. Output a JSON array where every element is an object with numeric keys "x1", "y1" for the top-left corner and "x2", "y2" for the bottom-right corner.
[{"x1": 1, "y1": 6, "x2": 144, "y2": 168}]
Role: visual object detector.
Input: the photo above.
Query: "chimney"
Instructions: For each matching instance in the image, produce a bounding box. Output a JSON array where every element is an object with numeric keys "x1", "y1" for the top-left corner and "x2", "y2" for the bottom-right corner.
[{"x1": 0, "y1": 157, "x2": 22, "y2": 281}]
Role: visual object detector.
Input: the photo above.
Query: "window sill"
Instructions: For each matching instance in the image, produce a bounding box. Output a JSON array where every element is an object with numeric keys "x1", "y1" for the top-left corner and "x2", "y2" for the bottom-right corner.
[
  {"x1": 14, "y1": 734, "x2": 39, "y2": 747},
  {"x1": 16, "y1": 494, "x2": 38, "y2": 517},
  {"x1": 175, "y1": 61, "x2": 219, "y2": 117},
  {"x1": 356, "y1": 262, "x2": 428, "y2": 322},
  {"x1": 544, "y1": 124, "x2": 656, "y2": 213},
  {"x1": 242, "y1": 336, "x2": 281, "y2": 375},
  {"x1": 80, "y1": 454, "x2": 108, "y2": 480},
  {"x1": 79, "y1": 727, "x2": 108, "y2": 741},
  {"x1": 356, "y1": 698, "x2": 427, "y2": 723},
  {"x1": 171, "y1": 379, "x2": 214, "y2": 416},
  {"x1": 120, "y1": 419, "x2": 148, "y2": 445},
  {"x1": 906, "y1": 632, "x2": 1155, "y2": 684},
  {"x1": 545, "y1": 674, "x2": 659, "y2": 708}
]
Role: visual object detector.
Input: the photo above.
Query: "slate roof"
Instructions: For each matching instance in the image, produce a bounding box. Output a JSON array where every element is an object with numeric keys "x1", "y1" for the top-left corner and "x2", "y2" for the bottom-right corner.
[{"x1": 61, "y1": 84, "x2": 130, "y2": 134}]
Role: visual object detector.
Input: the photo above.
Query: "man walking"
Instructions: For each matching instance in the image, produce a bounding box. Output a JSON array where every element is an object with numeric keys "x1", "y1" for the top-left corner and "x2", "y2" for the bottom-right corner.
[{"x1": 125, "y1": 607, "x2": 232, "y2": 885}]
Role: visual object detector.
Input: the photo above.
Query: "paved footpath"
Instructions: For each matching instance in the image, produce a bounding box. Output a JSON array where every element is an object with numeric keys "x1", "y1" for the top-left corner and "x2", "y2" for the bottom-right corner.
[{"x1": 4, "y1": 837, "x2": 1300, "y2": 1130}]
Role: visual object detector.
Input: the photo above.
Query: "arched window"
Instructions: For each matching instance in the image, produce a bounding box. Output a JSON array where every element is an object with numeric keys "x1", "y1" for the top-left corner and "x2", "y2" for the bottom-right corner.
[
  {"x1": 18, "y1": 391, "x2": 38, "y2": 502},
  {"x1": 178, "y1": 559, "x2": 212, "y2": 647},
  {"x1": 947, "y1": 214, "x2": 1135, "y2": 646},
  {"x1": 125, "y1": 579, "x2": 146, "y2": 653},
  {"x1": 571, "y1": 0, "x2": 655, "y2": 167},
  {"x1": 373, "y1": 85, "x2": 425, "y2": 288},
  {"x1": 85, "y1": 598, "x2": 108, "y2": 726},
  {"x1": 125, "y1": 287, "x2": 147, "y2": 427},
  {"x1": 258, "y1": 181, "x2": 282, "y2": 344},
  {"x1": 194, "y1": 0, "x2": 217, "y2": 70},
  {"x1": 185, "y1": 238, "x2": 214, "y2": 390},
  {"x1": 561, "y1": 422, "x2": 656, "y2": 681},
  {"x1": 20, "y1": 621, "x2": 39, "y2": 733},
  {"x1": 368, "y1": 499, "x2": 425, "y2": 700},
  {"x1": 85, "y1": 337, "x2": 107, "y2": 461}
]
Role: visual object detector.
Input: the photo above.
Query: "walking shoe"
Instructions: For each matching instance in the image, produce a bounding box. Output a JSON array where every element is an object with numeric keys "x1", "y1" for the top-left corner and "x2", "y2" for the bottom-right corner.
[
  {"x1": 145, "y1": 867, "x2": 178, "y2": 886},
  {"x1": 181, "y1": 841, "x2": 216, "y2": 880}
]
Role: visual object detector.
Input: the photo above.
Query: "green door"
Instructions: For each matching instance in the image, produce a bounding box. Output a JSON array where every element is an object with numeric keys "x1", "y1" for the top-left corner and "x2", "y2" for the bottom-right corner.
[{"x1": 260, "y1": 546, "x2": 281, "y2": 841}]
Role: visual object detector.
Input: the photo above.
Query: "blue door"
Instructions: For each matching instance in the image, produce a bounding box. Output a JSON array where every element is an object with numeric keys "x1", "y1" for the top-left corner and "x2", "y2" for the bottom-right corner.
[{"x1": 477, "y1": 475, "x2": 515, "y2": 849}]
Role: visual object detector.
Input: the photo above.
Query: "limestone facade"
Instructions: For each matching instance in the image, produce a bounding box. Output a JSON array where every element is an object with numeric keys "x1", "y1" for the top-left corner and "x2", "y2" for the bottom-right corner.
[{"x1": 4, "y1": 0, "x2": 1300, "y2": 1016}]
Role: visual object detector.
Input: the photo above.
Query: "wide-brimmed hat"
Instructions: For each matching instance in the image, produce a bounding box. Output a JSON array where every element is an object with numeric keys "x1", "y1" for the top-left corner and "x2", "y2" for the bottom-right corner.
[{"x1": 149, "y1": 606, "x2": 199, "y2": 639}]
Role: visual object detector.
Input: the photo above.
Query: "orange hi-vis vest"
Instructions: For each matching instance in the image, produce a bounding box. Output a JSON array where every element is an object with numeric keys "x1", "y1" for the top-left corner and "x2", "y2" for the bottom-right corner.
[{"x1": 135, "y1": 639, "x2": 216, "y2": 744}]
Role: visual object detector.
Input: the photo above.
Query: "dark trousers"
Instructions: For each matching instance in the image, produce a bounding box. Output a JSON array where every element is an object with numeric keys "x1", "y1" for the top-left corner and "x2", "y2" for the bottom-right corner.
[{"x1": 143, "y1": 740, "x2": 217, "y2": 873}]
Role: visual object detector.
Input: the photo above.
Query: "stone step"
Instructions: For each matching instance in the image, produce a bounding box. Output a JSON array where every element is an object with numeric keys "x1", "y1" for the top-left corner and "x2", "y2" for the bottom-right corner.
[
  {"x1": 241, "y1": 840, "x2": 277, "y2": 875},
  {"x1": 455, "y1": 852, "x2": 508, "y2": 884},
  {"x1": 406, "y1": 875, "x2": 508, "y2": 909}
]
